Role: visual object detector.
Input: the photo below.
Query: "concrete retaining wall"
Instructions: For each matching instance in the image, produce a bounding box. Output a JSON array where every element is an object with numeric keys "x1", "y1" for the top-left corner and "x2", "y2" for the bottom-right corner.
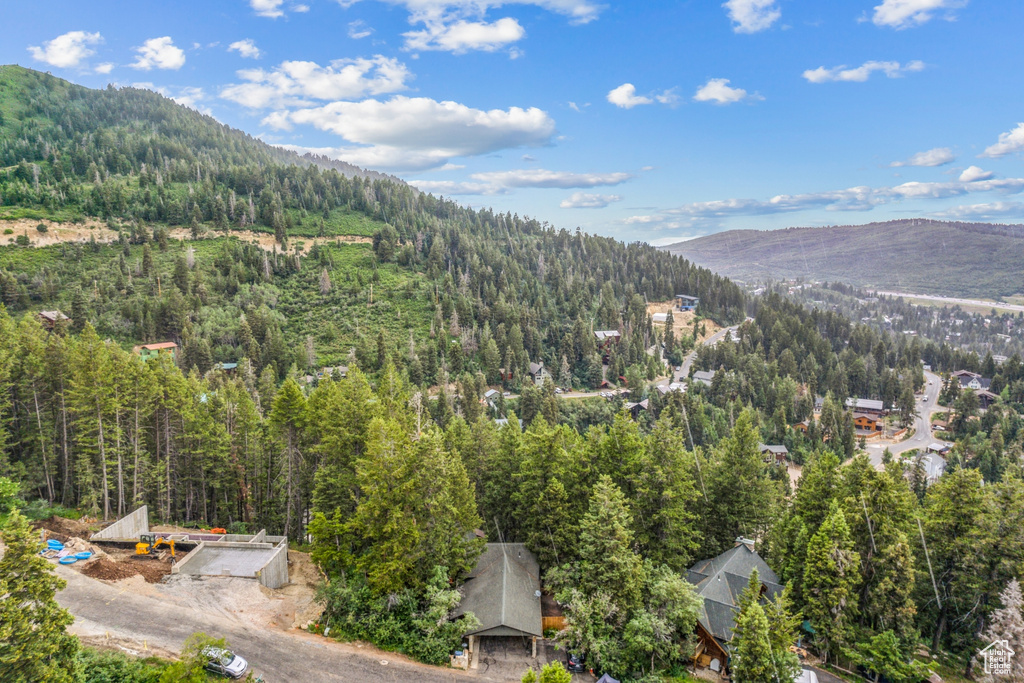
[
  {"x1": 171, "y1": 541, "x2": 205, "y2": 574},
  {"x1": 257, "y1": 542, "x2": 289, "y2": 589},
  {"x1": 91, "y1": 506, "x2": 149, "y2": 540}
]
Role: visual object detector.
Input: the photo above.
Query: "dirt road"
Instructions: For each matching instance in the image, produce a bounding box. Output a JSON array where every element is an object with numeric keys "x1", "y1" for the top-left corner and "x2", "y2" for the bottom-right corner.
[{"x1": 54, "y1": 565, "x2": 487, "y2": 682}]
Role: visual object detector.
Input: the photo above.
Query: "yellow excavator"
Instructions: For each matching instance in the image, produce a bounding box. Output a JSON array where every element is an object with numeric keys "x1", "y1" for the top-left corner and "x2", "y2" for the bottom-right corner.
[{"x1": 135, "y1": 534, "x2": 175, "y2": 560}]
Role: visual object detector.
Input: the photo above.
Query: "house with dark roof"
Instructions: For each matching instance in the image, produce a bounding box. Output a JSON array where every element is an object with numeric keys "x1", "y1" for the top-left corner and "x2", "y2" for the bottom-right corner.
[
  {"x1": 528, "y1": 362, "x2": 549, "y2": 386},
  {"x1": 686, "y1": 538, "x2": 784, "y2": 673},
  {"x1": 454, "y1": 543, "x2": 543, "y2": 661},
  {"x1": 759, "y1": 444, "x2": 789, "y2": 465},
  {"x1": 954, "y1": 370, "x2": 992, "y2": 391},
  {"x1": 676, "y1": 294, "x2": 700, "y2": 311},
  {"x1": 975, "y1": 389, "x2": 999, "y2": 409}
]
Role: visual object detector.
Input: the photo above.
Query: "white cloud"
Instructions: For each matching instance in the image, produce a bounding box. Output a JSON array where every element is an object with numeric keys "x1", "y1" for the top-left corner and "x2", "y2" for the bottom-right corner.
[
  {"x1": 130, "y1": 37, "x2": 186, "y2": 70},
  {"x1": 560, "y1": 192, "x2": 622, "y2": 209},
  {"x1": 94, "y1": 62, "x2": 115, "y2": 74},
  {"x1": 872, "y1": 0, "x2": 968, "y2": 29},
  {"x1": 693, "y1": 78, "x2": 761, "y2": 105},
  {"x1": 931, "y1": 202, "x2": 1024, "y2": 219},
  {"x1": 228, "y1": 39, "x2": 262, "y2": 59},
  {"x1": 608, "y1": 83, "x2": 651, "y2": 109},
  {"x1": 649, "y1": 175, "x2": 1024, "y2": 224},
  {"x1": 28, "y1": 31, "x2": 103, "y2": 69},
  {"x1": 890, "y1": 147, "x2": 954, "y2": 167},
  {"x1": 410, "y1": 168, "x2": 630, "y2": 194},
  {"x1": 348, "y1": 20, "x2": 374, "y2": 38},
  {"x1": 251, "y1": 0, "x2": 286, "y2": 17},
  {"x1": 403, "y1": 17, "x2": 525, "y2": 53},
  {"x1": 959, "y1": 165, "x2": 994, "y2": 182},
  {"x1": 361, "y1": 0, "x2": 603, "y2": 26},
  {"x1": 803, "y1": 60, "x2": 925, "y2": 83},
  {"x1": 607, "y1": 83, "x2": 677, "y2": 109},
  {"x1": 981, "y1": 123, "x2": 1024, "y2": 158},
  {"x1": 723, "y1": 0, "x2": 781, "y2": 33},
  {"x1": 221, "y1": 56, "x2": 412, "y2": 108},
  {"x1": 272, "y1": 97, "x2": 556, "y2": 171},
  {"x1": 294, "y1": 3, "x2": 310, "y2": 11},
  {"x1": 470, "y1": 169, "x2": 631, "y2": 189}
]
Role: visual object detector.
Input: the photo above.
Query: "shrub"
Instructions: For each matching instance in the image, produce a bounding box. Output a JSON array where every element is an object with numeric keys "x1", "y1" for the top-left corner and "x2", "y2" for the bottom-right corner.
[
  {"x1": 15, "y1": 233, "x2": 30, "y2": 246},
  {"x1": 36, "y1": 223, "x2": 48, "y2": 233},
  {"x1": 3, "y1": 228, "x2": 13, "y2": 235}
]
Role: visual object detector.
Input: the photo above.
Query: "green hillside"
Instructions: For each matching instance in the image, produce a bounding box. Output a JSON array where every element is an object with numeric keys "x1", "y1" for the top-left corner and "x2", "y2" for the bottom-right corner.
[
  {"x1": 663, "y1": 219, "x2": 1024, "y2": 299},
  {"x1": 0, "y1": 65, "x2": 744, "y2": 379}
]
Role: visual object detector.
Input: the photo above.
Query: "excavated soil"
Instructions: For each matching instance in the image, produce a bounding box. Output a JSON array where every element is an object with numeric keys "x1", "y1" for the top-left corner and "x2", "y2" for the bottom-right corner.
[
  {"x1": 32, "y1": 515, "x2": 96, "y2": 543},
  {"x1": 80, "y1": 557, "x2": 171, "y2": 584}
]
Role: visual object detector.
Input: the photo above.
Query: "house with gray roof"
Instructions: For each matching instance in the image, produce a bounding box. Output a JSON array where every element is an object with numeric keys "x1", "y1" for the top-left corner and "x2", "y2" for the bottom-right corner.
[
  {"x1": 692, "y1": 370, "x2": 716, "y2": 386},
  {"x1": 454, "y1": 543, "x2": 543, "y2": 659},
  {"x1": 686, "y1": 538, "x2": 785, "y2": 672}
]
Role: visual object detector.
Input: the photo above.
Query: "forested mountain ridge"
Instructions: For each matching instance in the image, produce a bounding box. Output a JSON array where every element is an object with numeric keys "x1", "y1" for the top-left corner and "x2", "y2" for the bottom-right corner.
[
  {"x1": 0, "y1": 64, "x2": 746, "y2": 373},
  {"x1": 663, "y1": 219, "x2": 1024, "y2": 299}
]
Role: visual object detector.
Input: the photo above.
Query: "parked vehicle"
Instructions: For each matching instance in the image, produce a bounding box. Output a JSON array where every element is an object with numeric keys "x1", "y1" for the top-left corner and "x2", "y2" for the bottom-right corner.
[
  {"x1": 566, "y1": 652, "x2": 586, "y2": 673},
  {"x1": 203, "y1": 647, "x2": 249, "y2": 679}
]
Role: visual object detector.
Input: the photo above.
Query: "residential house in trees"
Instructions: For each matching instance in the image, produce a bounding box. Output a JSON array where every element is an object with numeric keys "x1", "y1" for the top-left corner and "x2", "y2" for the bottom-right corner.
[
  {"x1": 759, "y1": 444, "x2": 789, "y2": 465},
  {"x1": 39, "y1": 309, "x2": 69, "y2": 330},
  {"x1": 676, "y1": 294, "x2": 700, "y2": 311},
  {"x1": 132, "y1": 342, "x2": 178, "y2": 362},
  {"x1": 686, "y1": 538, "x2": 785, "y2": 673}
]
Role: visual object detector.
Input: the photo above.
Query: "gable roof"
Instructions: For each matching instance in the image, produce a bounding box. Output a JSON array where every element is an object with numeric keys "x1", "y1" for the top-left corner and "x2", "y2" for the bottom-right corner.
[
  {"x1": 687, "y1": 542, "x2": 783, "y2": 647},
  {"x1": 759, "y1": 444, "x2": 788, "y2": 455},
  {"x1": 846, "y1": 398, "x2": 884, "y2": 412},
  {"x1": 594, "y1": 330, "x2": 621, "y2": 341},
  {"x1": 454, "y1": 543, "x2": 542, "y2": 638}
]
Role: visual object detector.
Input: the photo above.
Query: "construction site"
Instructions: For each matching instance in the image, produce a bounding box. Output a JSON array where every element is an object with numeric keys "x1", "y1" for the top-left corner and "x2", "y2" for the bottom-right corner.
[{"x1": 31, "y1": 506, "x2": 323, "y2": 632}]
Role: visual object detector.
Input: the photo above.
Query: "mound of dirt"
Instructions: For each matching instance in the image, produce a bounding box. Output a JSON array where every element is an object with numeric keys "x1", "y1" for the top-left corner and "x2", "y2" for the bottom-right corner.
[
  {"x1": 80, "y1": 557, "x2": 170, "y2": 584},
  {"x1": 33, "y1": 515, "x2": 95, "y2": 542}
]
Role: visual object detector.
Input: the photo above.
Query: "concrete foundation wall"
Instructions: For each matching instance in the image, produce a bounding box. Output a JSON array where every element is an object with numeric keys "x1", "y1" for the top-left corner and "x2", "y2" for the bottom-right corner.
[
  {"x1": 171, "y1": 541, "x2": 205, "y2": 574},
  {"x1": 250, "y1": 529, "x2": 266, "y2": 543},
  {"x1": 92, "y1": 506, "x2": 149, "y2": 540},
  {"x1": 257, "y1": 543, "x2": 289, "y2": 589}
]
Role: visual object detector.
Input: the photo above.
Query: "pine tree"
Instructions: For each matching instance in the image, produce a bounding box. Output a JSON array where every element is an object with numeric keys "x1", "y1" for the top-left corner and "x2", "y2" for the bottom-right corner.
[
  {"x1": 0, "y1": 510, "x2": 79, "y2": 682},
  {"x1": 803, "y1": 500, "x2": 858, "y2": 664},
  {"x1": 732, "y1": 599, "x2": 775, "y2": 683},
  {"x1": 578, "y1": 475, "x2": 645, "y2": 611}
]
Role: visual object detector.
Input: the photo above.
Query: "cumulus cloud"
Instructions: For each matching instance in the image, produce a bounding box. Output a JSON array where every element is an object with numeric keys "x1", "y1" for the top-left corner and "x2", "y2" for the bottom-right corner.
[
  {"x1": 94, "y1": 62, "x2": 115, "y2": 74},
  {"x1": 607, "y1": 83, "x2": 677, "y2": 109},
  {"x1": 403, "y1": 17, "x2": 525, "y2": 53},
  {"x1": 130, "y1": 37, "x2": 186, "y2": 70},
  {"x1": 981, "y1": 123, "x2": 1024, "y2": 158},
  {"x1": 28, "y1": 31, "x2": 103, "y2": 68},
  {"x1": 959, "y1": 165, "x2": 994, "y2": 182},
  {"x1": 221, "y1": 56, "x2": 412, "y2": 108},
  {"x1": 270, "y1": 97, "x2": 556, "y2": 171},
  {"x1": 228, "y1": 39, "x2": 262, "y2": 59},
  {"x1": 723, "y1": 0, "x2": 781, "y2": 33},
  {"x1": 693, "y1": 78, "x2": 761, "y2": 104},
  {"x1": 560, "y1": 192, "x2": 622, "y2": 209},
  {"x1": 872, "y1": 0, "x2": 968, "y2": 29},
  {"x1": 890, "y1": 147, "x2": 954, "y2": 167},
  {"x1": 251, "y1": 0, "x2": 286, "y2": 17},
  {"x1": 803, "y1": 60, "x2": 925, "y2": 83}
]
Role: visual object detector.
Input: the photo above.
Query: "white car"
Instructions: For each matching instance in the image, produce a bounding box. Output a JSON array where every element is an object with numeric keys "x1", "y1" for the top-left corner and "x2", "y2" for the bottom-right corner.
[{"x1": 203, "y1": 647, "x2": 249, "y2": 679}]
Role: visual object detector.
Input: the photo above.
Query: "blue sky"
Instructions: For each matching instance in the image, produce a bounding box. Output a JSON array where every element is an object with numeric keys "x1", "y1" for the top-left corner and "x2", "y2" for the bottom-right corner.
[{"x1": 5, "y1": 0, "x2": 1024, "y2": 244}]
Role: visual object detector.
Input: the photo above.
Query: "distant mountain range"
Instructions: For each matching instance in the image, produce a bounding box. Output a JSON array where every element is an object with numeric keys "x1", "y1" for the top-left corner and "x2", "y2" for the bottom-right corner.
[{"x1": 662, "y1": 220, "x2": 1024, "y2": 299}]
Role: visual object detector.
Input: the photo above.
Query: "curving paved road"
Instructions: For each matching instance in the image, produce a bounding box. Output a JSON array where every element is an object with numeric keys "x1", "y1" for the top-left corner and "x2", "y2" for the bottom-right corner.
[{"x1": 864, "y1": 369, "x2": 945, "y2": 468}]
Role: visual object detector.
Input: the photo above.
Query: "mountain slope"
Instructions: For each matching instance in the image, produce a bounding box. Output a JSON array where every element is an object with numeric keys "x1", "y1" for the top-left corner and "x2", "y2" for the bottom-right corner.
[
  {"x1": 663, "y1": 220, "x2": 1024, "y2": 299},
  {"x1": 0, "y1": 65, "x2": 746, "y2": 377}
]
